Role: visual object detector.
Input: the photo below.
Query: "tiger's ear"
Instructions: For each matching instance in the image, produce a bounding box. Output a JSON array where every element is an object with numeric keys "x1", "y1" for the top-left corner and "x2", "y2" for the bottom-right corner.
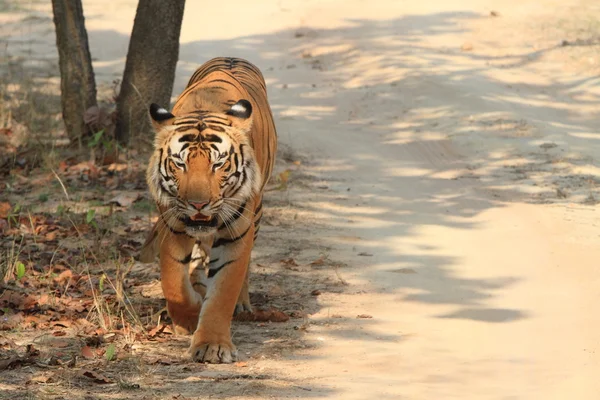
[
  {"x1": 149, "y1": 103, "x2": 175, "y2": 130},
  {"x1": 226, "y1": 99, "x2": 253, "y2": 132}
]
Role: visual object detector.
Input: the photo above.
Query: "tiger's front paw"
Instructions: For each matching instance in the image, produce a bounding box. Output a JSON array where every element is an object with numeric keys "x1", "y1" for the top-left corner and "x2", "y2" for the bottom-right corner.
[{"x1": 189, "y1": 337, "x2": 237, "y2": 363}]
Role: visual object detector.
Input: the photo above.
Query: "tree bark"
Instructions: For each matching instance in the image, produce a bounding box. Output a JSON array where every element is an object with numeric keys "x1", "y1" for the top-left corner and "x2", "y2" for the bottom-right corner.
[
  {"x1": 115, "y1": 0, "x2": 186, "y2": 144},
  {"x1": 51, "y1": 0, "x2": 97, "y2": 146}
]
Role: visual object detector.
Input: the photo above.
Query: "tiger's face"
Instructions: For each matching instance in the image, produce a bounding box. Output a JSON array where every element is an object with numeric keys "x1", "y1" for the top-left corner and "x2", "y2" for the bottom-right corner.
[{"x1": 146, "y1": 100, "x2": 262, "y2": 238}]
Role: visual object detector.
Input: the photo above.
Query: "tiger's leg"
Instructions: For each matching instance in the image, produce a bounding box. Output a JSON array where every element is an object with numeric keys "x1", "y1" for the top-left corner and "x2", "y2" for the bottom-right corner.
[
  {"x1": 160, "y1": 233, "x2": 203, "y2": 335},
  {"x1": 233, "y1": 198, "x2": 263, "y2": 315},
  {"x1": 234, "y1": 267, "x2": 252, "y2": 315},
  {"x1": 189, "y1": 230, "x2": 254, "y2": 363}
]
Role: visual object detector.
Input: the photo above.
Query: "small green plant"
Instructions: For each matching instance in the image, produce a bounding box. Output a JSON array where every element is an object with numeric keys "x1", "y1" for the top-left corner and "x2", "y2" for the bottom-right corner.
[
  {"x1": 86, "y1": 209, "x2": 98, "y2": 229},
  {"x1": 7, "y1": 204, "x2": 21, "y2": 226},
  {"x1": 88, "y1": 129, "x2": 124, "y2": 153},
  {"x1": 105, "y1": 343, "x2": 116, "y2": 361},
  {"x1": 15, "y1": 261, "x2": 25, "y2": 280},
  {"x1": 99, "y1": 273, "x2": 106, "y2": 292},
  {"x1": 88, "y1": 129, "x2": 105, "y2": 148},
  {"x1": 38, "y1": 193, "x2": 49, "y2": 203}
]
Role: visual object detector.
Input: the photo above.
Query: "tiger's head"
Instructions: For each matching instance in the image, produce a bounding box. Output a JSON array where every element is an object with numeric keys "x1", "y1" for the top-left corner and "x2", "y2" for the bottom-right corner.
[{"x1": 146, "y1": 100, "x2": 262, "y2": 238}]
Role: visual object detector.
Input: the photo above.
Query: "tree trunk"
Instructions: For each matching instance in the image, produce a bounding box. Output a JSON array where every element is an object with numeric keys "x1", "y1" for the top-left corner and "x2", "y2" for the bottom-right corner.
[
  {"x1": 115, "y1": 0, "x2": 186, "y2": 144},
  {"x1": 51, "y1": 0, "x2": 97, "y2": 146}
]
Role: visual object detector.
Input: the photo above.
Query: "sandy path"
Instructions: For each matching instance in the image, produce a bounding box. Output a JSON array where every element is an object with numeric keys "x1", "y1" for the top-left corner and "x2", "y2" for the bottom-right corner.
[
  {"x1": 247, "y1": 1, "x2": 600, "y2": 398},
  {"x1": 3, "y1": 0, "x2": 600, "y2": 398}
]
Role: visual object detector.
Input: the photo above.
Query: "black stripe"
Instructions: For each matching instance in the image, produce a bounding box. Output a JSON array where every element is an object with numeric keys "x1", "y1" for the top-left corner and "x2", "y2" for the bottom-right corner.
[
  {"x1": 213, "y1": 225, "x2": 251, "y2": 248},
  {"x1": 208, "y1": 260, "x2": 235, "y2": 278},
  {"x1": 204, "y1": 119, "x2": 231, "y2": 126},
  {"x1": 230, "y1": 170, "x2": 247, "y2": 197},
  {"x1": 203, "y1": 134, "x2": 222, "y2": 142},
  {"x1": 179, "y1": 134, "x2": 197, "y2": 142},
  {"x1": 159, "y1": 182, "x2": 173, "y2": 196},
  {"x1": 208, "y1": 257, "x2": 220, "y2": 265},
  {"x1": 209, "y1": 125, "x2": 225, "y2": 132},
  {"x1": 171, "y1": 252, "x2": 193, "y2": 264}
]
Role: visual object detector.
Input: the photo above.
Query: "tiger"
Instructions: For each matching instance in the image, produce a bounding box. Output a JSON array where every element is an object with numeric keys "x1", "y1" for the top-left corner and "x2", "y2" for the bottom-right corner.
[{"x1": 139, "y1": 57, "x2": 277, "y2": 363}]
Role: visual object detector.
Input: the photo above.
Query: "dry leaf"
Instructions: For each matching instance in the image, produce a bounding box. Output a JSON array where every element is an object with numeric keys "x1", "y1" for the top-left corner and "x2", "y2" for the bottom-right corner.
[
  {"x1": 0, "y1": 314, "x2": 23, "y2": 331},
  {"x1": 28, "y1": 373, "x2": 56, "y2": 384},
  {"x1": 235, "y1": 361, "x2": 248, "y2": 367},
  {"x1": 310, "y1": 256, "x2": 326, "y2": 266},
  {"x1": 107, "y1": 192, "x2": 140, "y2": 208},
  {"x1": 278, "y1": 169, "x2": 291, "y2": 184},
  {"x1": 280, "y1": 258, "x2": 298, "y2": 266},
  {"x1": 149, "y1": 358, "x2": 174, "y2": 365},
  {"x1": 54, "y1": 269, "x2": 73, "y2": 284},
  {"x1": 0, "y1": 202, "x2": 10, "y2": 219},
  {"x1": 234, "y1": 309, "x2": 290, "y2": 323},
  {"x1": 356, "y1": 314, "x2": 373, "y2": 319},
  {"x1": 81, "y1": 346, "x2": 95, "y2": 359},
  {"x1": 81, "y1": 369, "x2": 112, "y2": 384},
  {"x1": 148, "y1": 323, "x2": 168, "y2": 338}
]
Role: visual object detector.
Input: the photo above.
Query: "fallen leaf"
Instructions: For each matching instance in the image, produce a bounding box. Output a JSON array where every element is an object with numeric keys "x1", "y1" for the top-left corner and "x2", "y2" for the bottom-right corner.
[
  {"x1": 310, "y1": 256, "x2": 326, "y2": 266},
  {"x1": 356, "y1": 314, "x2": 373, "y2": 319},
  {"x1": 27, "y1": 373, "x2": 56, "y2": 384},
  {"x1": 0, "y1": 314, "x2": 23, "y2": 331},
  {"x1": 44, "y1": 231, "x2": 58, "y2": 241},
  {"x1": 234, "y1": 309, "x2": 290, "y2": 323},
  {"x1": 357, "y1": 252, "x2": 373, "y2": 257},
  {"x1": 391, "y1": 268, "x2": 417, "y2": 274},
  {"x1": 310, "y1": 289, "x2": 322, "y2": 296},
  {"x1": 0, "y1": 291, "x2": 37, "y2": 311},
  {"x1": 81, "y1": 346, "x2": 95, "y2": 359},
  {"x1": 149, "y1": 358, "x2": 174, "y2": 365},
  {"x1": 235, "y1": 361, "x2": 248, "y2": 367},
  {"x1": 280, "y1": 258, "x2": 298, "y2": 266},
  {"x1": 54, "y1": 269, "x2": 73, "y2": 284},
  {"x1": 26, "y1": 344, "x2": 39, "y2": 357},
  {"x1": 107, "y1": 192, "x2": 141, "y2": 208},
  {"x1": 148, "y1": 324, "x2": 167, "y2": 338},
  {"x1": 0, "y1": 202, "x2": 10, "y2": 219},
  {"x1": 81, "y1": 369, "x2": 112, "y2": 384}
]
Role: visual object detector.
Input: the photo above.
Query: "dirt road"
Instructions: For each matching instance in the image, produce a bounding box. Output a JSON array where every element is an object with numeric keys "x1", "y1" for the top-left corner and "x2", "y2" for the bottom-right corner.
[{"x1": 2, "y1": 0, "x2": 600, "y2": 398}]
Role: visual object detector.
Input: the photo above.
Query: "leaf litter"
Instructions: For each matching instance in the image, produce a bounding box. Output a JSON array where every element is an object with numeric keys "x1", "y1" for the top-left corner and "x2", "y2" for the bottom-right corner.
[{"x1": 0, "y1": 139, "x2": 333, "y2": 398}]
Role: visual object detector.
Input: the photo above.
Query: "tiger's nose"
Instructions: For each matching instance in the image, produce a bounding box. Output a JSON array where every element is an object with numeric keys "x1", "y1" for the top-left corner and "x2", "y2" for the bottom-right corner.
[{"x1": 189, "y1": 200, "x2": 209, "y2": 210}]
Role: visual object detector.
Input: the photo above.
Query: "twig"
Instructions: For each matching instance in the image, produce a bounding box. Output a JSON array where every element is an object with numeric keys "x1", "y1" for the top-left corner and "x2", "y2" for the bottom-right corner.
[{"x1": 50, "y1": 168, "x2": 69, "y2": 201}]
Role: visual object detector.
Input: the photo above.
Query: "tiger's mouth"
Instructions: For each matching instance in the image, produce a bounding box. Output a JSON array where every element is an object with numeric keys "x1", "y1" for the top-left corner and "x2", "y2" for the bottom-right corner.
[
  {"x1": 182, "y1": 213, "x2": 218, "y2": 228},
  {"x1": 190, "y1": 212, "x2": 211, "y2": 222}
]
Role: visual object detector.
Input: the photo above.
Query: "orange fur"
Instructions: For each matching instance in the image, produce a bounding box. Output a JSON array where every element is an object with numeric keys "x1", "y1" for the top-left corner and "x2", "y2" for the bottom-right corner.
[{"x1": 141, "y1": 57, "x2": 277, "y2": 363}]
